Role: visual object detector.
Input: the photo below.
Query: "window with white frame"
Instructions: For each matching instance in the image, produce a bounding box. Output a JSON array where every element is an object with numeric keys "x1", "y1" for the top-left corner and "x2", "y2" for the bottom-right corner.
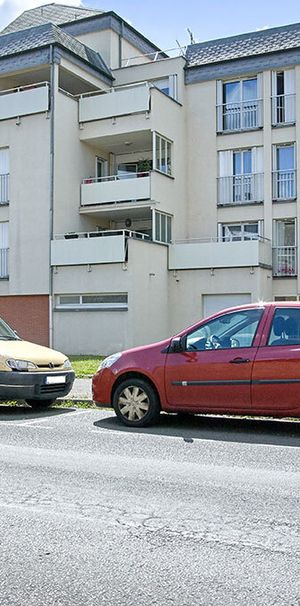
[
  {"x1": 216, "y1": 75, "x2": 263, "y2": 132},
  {"x1": 154, "y1": 211, "x2": 172, "y2": 243},
  {"x1": 272, "y1": 144, "x2": 296, "y2": 200},
  {"x1": 219, "y1": 221, "x2": 262, "y2": 242},
  {"x1": 56, "y1": 293, "x2": 128, "y2": 310},
  {"x1": 0, "y1": 148, "x2": 9, "y2": 204},
  {"x1": 153, "y1": 132, "x2": 172, "y2": 176},
  {"x1": 271, "y1": 69, "x2": 295, "y2": 125},
  {"x1": 273, "y1": 218, "x2": 297, "y2": 277},
  {"x1": 151, "y1": 75, "x2": 177, "y2": 100},
  {"x1": 218, "y1": 147, "x2": 263, "y2": 205}
]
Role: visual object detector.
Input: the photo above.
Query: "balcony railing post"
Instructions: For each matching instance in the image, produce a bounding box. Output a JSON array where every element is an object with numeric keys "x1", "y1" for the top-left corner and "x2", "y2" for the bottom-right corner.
[
  {"x1": 218, "y1": 173, "x2": 263, "y2": 205},
  {"x1": 272, "y1": 246, "x2": 297, "y2": 276},
  {"x1": 272, "y1": 170, "x2": 296, "y2": 200},
  {"x1": 218, "y1": 99, "x2": 262, "y2": 132},
  {"x1": 271, "y1": 93, "x2": 296, "y2": 125}
]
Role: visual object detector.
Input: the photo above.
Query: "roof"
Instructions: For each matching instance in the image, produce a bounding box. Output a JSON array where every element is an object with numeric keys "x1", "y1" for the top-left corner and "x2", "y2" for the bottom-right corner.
[
  {"x1": 1, "y1": 3, "x2": 103, "y2": 35},
  {"x1": 0, "y1": 22, "x2": 112, "y2": 79},
  {"x1": 186, "y1": 21, "x2": 300, "y2": 68}
]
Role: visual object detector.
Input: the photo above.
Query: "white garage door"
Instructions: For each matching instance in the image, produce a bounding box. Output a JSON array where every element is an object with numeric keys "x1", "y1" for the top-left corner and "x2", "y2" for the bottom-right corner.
[{"x1": 203, "y1": 294, "x2": 251, "y2": 318}]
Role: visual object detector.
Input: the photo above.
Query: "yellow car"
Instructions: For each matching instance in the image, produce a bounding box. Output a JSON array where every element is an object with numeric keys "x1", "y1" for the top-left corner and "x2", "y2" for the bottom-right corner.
[{"x1": 0, "y1": 317, "x2": 75, "y2": 409}]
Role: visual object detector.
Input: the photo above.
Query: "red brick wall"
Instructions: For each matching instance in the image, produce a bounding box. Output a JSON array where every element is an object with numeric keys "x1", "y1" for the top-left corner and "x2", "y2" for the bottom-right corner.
[{"x1": 0, "y1": 295, "x2": 49, "y2": 346}]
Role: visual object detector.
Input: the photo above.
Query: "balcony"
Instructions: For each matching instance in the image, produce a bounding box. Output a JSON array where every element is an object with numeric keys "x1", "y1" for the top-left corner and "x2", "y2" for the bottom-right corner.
[
  {"x1": 272, "y1": 94, "x2": 296, "y2": 125},
  {"x1": 272, "y1": 170, "x2": 296, "y2": 200},
  {"x1": 168, "y1": 237, "x2": 272, "y2": 270},
  {"x1": 0, "y1": 248, "x2": 9, "y2": 278},
  {"x1": 51, "y1": 230, "x2": 150, "y2": 266},
  {"x1": 81, "y1": 173, "x2": 150, "y2": 206},
  {"x1": 217, "y1": 99, "x2": 263, "y2": 132},
  {"x1": 0, "y1": 82, "x2": 49, "y2": 121},
  {"x1": 217, "y1": 173, "x2": 264, "y2": 205},
  {"x1": 273, "y1": 246, "x2": 297, "y2": 277},
  {"x1": 79, "y1": 82, "x2": 150, "y2": 123},
  {"x1": 0, "y1": 174, "x2": 9, "y2": 204}
]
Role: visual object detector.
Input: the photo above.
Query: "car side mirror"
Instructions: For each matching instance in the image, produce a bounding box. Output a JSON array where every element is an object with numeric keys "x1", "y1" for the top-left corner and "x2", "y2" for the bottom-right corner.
[{"x1": 170, "y1": 336, "x2": 184, "y2": 353}]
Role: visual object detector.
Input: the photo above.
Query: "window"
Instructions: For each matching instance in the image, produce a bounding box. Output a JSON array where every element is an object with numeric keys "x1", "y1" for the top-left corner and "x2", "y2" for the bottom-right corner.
[
  {"x1": 218, "y1": 147, "x2": 263, "y2": 205},
  {"x1": 154, "y1": 211, "x2": 171, "y2": 243},
  {"x1": 0, "y1": 148, "x2": 9, "y2": 204},
  {"x1": 117, "y1": 163, "x2": 138, "y2": 179},
  {"x1": 220, "y1": 222, "x2": 261, "y2": 242},
  {"x1": 217, "y1": 76, "x2": 262, "y2": 132},
  {"x1": 153, "y1": 132, "x2": 172, "y2": 175},
  {"x1": 96, "y1": 157, "x2": 108, "y2": 180},
  {"x1": 185, "y1": 309, "x2": 263, "y2": 351},
  {"x1": 151, "y1": 75, "x2": 177, "y2": 100},
  {"x1": 272, "y1": 144, "x2": 296, "y2": 200},
  {"x1": 56, "y1": 294, "x2": 128, "y2": 310},
  {"x1": 273, "y1": 219, "x2": 296, "y2": 277},
  {"x1": 268, "y1": 308, "x2": 300, "y2": 346},
  {"x1": 271, "y1": 70, "x2": 295, "y2": 125}
]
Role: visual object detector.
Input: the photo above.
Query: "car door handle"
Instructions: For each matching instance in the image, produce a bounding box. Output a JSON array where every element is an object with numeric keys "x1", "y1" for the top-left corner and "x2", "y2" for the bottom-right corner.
[{"x1": 230, "y1": 357, "x2": 250, "y2": 364}]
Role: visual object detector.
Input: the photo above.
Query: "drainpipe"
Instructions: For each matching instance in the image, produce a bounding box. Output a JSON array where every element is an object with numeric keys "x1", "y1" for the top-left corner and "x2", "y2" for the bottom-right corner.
[{"x1": 49, "y1": 45, "x2": 55, "y2": 348}]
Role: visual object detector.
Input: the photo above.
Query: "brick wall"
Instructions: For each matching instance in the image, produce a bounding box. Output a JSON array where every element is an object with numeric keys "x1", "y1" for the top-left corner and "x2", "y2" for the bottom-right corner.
[{"x1": 0, "y1": 295, "x2": 49, "y2": 346}]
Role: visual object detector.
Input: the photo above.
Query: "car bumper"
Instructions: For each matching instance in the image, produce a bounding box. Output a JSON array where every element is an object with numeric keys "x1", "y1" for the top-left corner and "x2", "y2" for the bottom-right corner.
[
  {"x1": 92, "y1": 369, "x2": 114, "y2": 406},
  {"x1": 0, "y1": 370, "x2": 75, "y2": 400}
]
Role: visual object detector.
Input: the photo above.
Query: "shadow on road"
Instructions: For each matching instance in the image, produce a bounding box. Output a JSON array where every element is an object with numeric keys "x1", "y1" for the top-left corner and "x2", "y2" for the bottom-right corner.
[
  {"x1": 0, "y1": 404, "x2": 77, "y2": 421},
  {"x1": 93, "y1": 412, "x2": 300, "y2": 447}
]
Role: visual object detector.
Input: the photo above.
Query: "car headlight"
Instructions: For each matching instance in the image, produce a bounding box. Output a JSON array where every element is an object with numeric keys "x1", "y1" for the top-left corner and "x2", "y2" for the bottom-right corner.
[
  {"x1": 6, "y1": 359, "x2": 37, "y2": 371},
  {"x1": 98, "y1": 352, "x2": 122, "y2": 371},
  {"x1": 63, "y1": 358, "x2": 72, "y2": 369}
]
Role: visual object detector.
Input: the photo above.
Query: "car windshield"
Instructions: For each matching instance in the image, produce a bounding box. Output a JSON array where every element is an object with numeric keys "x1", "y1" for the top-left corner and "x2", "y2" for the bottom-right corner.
[{"x1": 0, "y1": 318, "x2": 20, "y2": 341}]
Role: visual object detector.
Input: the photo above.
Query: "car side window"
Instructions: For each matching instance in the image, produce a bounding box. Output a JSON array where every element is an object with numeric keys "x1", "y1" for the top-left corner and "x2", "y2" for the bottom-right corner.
[
  {"x1": 268, "y1": 308, "x2": 300, "y2": 346},
  {"x1": 186, "y1": 309, "x2": 263, "y2": 351}
]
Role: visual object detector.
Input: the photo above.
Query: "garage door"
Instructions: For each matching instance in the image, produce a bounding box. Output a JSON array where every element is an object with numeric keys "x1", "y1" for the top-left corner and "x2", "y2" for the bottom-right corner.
[{"x1": 203, "y1": 294, "x2": 251, "y2": 318}]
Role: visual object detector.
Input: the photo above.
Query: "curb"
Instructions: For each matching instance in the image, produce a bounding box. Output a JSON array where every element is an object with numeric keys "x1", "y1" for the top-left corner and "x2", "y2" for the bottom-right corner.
[{"x1": 58, "y1": 398, "x2": 94, "y2": 405}]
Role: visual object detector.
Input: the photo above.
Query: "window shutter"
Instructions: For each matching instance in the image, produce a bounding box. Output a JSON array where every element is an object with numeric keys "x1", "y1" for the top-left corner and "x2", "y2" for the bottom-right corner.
[
  {"x1": 256, "y1": 74, "x2": 263, "y2": 126},
  {"x1": 0, "y1": 222, "x2": 8, "y2": 248},
  {"x1": 218, "y1": 151, "x2": 232, "y2": 204},
  {"x1": 271, "y1": 72, "x2": 277, "y2": 125},
  {"x1": 252, "y1": 147, "x2": 264, "y2": 202},
  {"x1": 284, "y1": 69, "x2": 295, "y2": 122},
  {"x1": 0, "y1": 149, "x2": 9, "y2": 175},
  {"x1": 216, "y1": 80, "x2": 223, "y2": 132}
]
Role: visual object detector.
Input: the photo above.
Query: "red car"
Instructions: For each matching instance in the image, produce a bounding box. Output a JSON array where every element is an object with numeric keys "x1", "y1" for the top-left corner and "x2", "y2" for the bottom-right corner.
[{"x1": 92, "y1": 302, "x2": 300, "y2": 427}]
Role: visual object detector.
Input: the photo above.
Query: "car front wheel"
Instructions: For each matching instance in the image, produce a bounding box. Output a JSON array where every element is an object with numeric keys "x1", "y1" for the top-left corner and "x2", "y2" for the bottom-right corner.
[{"x1": 113, "y1": 378, "x2": 160, "y2": 427}]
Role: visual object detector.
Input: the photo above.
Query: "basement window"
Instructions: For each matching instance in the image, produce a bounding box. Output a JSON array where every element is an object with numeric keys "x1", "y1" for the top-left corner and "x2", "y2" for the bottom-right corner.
[{"x1": 56, "y1": 293, "x2": 128, "y2": 310}]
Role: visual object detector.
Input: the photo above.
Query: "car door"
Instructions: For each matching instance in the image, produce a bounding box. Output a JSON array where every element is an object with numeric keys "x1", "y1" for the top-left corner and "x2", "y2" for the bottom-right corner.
[
  {"x1": 252, "y1": 305, "x2": 300, "y2": 415},
  {"x1": 165, "y1": 307, "x2": 265, "y2": 411}
]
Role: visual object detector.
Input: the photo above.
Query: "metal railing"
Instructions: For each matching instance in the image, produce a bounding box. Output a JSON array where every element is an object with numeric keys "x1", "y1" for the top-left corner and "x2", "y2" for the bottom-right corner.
[
  {"x1": 121, "y1": 46, "x2": 186, "y2": 67},
  {"x1": 271, "y1": 93, "x2": 296, "y2": 125},
  {"x1": 272, "y1": 169, "x2": 296, "y2": 200},
  {"x1": 217, "y1": 98, "x2": 263, "y2": 131},
  {"x1": 0, "y1": 248, "x2": 8, "y2": 278},
  {"x1": 217, "y1": 173, "x2": 264, "y2": 205},
  {"x1": 55, "y1": 229, "x2": 150, "y2": 241},
  {"x1": 273, "y1": 246, "x2": 297, "y2": 277},
  {"x1": 0, "y1": 174, "x2": 9, "y2": 203},
  {"x1": 173, "y1": 236, "x2": 269, "y2": 244},
  {"x1": 0, "y1": 81, "x2": 49, "y2": 97},
  {"x1": 82, "y1": 172, "x2": 150, "y2": 184}
]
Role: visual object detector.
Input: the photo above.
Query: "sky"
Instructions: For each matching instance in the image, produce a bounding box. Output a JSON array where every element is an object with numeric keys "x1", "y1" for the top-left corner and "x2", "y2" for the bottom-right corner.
[{"x1": 0, "y1": 0, "x2": 300, "y2": 49}]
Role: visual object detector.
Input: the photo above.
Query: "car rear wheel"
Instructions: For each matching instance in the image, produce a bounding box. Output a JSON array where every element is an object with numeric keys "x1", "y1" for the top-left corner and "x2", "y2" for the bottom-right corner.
[
  {"x1": 113, "y1": 378, "x2": 160, "y2": 427},
  {"x1": 25, "y1": 399, "x2": 56, "y2": 410}
]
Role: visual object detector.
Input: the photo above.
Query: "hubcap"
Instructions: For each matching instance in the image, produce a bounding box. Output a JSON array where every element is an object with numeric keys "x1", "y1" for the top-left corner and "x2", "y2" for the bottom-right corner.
[{"x1": 118, "y1": 386, "x2": 150, "y2": 421}]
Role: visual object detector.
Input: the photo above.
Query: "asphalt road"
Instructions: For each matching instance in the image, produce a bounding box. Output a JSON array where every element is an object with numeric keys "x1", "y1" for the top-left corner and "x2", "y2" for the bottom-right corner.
[{"x1": 0, "y1": 405, "x2": 299, "y2": 606}]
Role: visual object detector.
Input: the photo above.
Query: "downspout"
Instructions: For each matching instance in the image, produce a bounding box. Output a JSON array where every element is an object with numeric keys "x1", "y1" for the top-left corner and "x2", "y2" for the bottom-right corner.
[{"x1": 49, "y1": 44, "x2": 55, "y2": 348}]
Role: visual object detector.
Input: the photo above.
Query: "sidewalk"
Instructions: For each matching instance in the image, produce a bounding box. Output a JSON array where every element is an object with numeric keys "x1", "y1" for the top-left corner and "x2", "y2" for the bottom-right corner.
[{"x1": 61, "y1": 377, "x2": 93, "y2": 403}]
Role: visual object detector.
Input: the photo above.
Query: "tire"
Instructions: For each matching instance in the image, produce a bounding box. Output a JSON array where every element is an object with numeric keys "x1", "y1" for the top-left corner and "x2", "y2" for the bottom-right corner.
[
  {"x1": 25, "y1": 399, "x2": 56, "y2": 410},
  {"x1": 112, "y1": 378, "x2": 160, "y2": 427}
]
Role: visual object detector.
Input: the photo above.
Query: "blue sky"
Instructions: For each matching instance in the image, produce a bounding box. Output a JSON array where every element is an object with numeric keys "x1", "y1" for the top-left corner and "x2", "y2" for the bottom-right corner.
[{"x1": 1, "y1": 0, "x2": 300, "y2": 49}]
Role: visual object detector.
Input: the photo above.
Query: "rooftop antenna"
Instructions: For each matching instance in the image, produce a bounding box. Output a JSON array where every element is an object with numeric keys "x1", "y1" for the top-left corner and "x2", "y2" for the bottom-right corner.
[{"x1": 187, "y1": 28, "x2": 196, "y2": 44}]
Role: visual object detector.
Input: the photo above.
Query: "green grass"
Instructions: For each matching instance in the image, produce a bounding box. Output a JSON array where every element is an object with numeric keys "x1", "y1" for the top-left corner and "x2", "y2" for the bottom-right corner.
[{"x1": 69, "y1": 355, "x2": 104, "y2": 378}]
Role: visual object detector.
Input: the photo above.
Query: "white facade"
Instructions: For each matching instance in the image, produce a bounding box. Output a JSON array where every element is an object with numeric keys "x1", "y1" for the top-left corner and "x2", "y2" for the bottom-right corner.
[{"x1": 0, "y1": 7, "x2": 300, "y2": 353}]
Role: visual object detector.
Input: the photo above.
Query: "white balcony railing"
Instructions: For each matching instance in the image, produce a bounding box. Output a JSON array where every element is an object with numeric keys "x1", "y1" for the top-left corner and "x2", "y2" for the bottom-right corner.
[
  {"x1": 81, "y1": 172, "x2": 151, "y2": 206},
  {"x1": 0, "y1": 82, "x2": 49, "y2": 121},
  {"x1": 169, "y1": 237, "x2": 272, "y2": 270},
  {"x1": 79, "y1": 82, "x2": 151, "y2": 122},
  {"x1": 0, "y1": 248, "x2": 9, "y2": 278},
  {"x1": 217, "y1": 99, "x2": 263, "y2": 132},
  {"x1": 273, "y1": 246, "x2": 297, "y2": 277},
  {"x1": 0, "y1": 174, "x2": 9, "y2": 203},
  {"x1": 217, "y1": 173, "x2": 264, "y2": 205},
  {"x1": 272, "y1": 170, "x2": 296, "y2": 200},
  {"x1": 271, "y1": 94, "x2": 296, "y2": 125},
  {"x1": 51, "y1": 230, "x2": 150, "y2": 266}
]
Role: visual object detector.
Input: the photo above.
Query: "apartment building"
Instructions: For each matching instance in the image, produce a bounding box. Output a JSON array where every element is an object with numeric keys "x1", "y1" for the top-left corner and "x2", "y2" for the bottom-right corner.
[{"x1": 0, "y1": 5, "x2": 299, "y2": 354}]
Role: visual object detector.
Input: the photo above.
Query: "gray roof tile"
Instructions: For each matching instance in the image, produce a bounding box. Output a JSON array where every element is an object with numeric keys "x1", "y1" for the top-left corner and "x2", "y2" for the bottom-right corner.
[
  {"x1": 0, "y1": 22, "x2": 112, "y2": 79},
  {"x1": 1, "y1": 3, "x2": 102, "y2": 35},
  {"x1": 186, "y1": 22, "x2": 300, "y2": 68}
]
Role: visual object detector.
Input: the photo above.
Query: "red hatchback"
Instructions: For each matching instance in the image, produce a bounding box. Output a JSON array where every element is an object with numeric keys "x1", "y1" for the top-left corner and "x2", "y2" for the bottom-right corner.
[{"x1": 92, "y1": 302, "x2": 300, "y2": 427}]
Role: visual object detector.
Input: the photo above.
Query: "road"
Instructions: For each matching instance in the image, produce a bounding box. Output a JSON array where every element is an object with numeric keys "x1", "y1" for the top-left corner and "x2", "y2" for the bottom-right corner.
[{"x1": 0, "y1": 405, "x2": 299, "y2": 606}]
